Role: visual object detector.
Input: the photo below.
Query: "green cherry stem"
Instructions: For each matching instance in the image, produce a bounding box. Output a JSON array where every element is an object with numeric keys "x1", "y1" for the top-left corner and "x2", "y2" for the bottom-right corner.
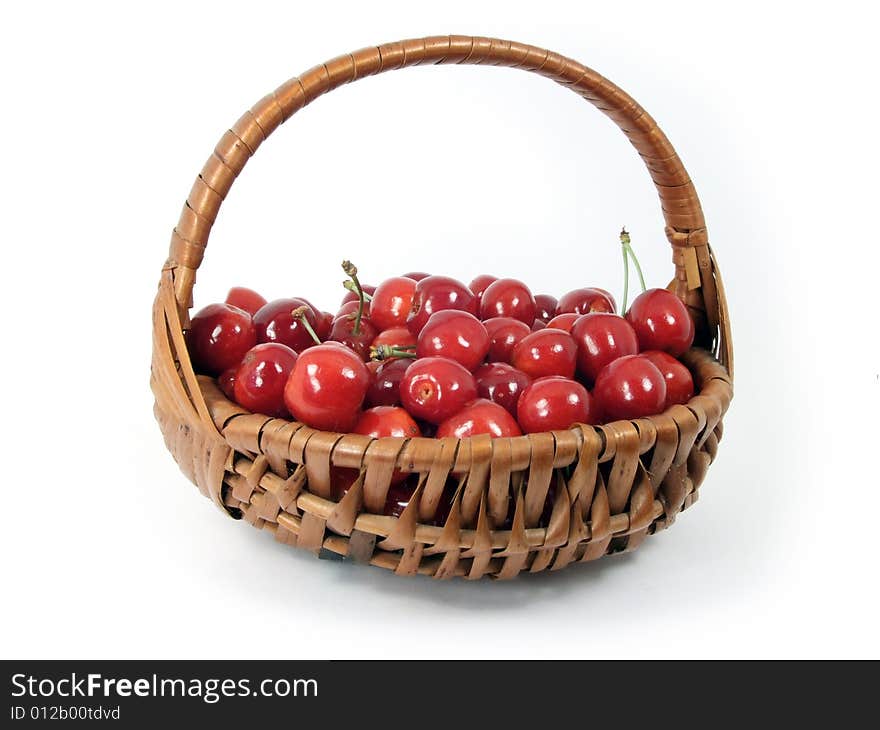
[
  {"x1": 341, "y1": 260, "x2": 365, "y2": 336},
  {"x1": 370, "y1": 344, "x2": 417, "y2": 361},
  {"x1": 291, "y1": 305, "x2": 321, "y2": 345},
  {"x1": 619, "y1": 227, "x2": 647, "y2": 314},
  {"x1": 343, "y1": 279, "x2": 373, "y2": 301}
]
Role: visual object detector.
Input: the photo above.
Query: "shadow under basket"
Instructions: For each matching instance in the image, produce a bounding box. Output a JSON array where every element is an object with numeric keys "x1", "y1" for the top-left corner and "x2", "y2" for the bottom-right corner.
[{"x1": 151, "y1": 35, "x2": 734, "y2": 580}]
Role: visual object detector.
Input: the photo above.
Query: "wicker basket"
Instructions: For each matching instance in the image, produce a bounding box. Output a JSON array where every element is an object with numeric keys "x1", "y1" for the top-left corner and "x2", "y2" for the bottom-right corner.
[{"x1": 152, "y1": 36, "x2": 733, "y2": 579}]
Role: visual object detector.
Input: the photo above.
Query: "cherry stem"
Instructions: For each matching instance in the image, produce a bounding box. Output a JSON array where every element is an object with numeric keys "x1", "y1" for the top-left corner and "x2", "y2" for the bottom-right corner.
[
  {"x1": 343, "y1": 279, "x2": 373, "y2": 301},
  {"x1": 370, "y1": 344, "x2": 417, "y2": 361},
  {"x1": 341, "y1": 260, "x2": 365, "y2": 336},
  {"x1": 619, "y1": 227, "x2": 646, "y2": 313},
  {"x1": 291, "y1": 305, "x2": 321, "y2": 345}
]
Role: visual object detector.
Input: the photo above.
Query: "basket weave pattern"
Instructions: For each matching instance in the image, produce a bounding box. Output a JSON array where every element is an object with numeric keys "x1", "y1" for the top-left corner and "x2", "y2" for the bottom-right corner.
[{"x1": 151, "y1": 36, "x2": 733, "y2": 579}]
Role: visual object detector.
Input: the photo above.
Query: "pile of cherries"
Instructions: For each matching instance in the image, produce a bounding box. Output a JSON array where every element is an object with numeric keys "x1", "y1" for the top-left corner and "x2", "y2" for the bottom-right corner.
[{"x1": 187, "y1": 252, "x2": 696, "y2": 522}]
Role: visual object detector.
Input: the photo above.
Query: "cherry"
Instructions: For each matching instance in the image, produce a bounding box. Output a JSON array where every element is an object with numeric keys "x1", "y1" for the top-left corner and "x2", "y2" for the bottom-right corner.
[
  {"x1": 371, "y1": 327, "x2": 417, "y2": 359},
  {"x1": 351, "y1": 406, "x2": 421, "y2": 485},
  {"x1": 593, "y1": 354, "x2": 666, "y2": 421},
  {"x1": 187, "y1": 303, "x2": 257, "y2": 376},
  {"x1": 406, "y1": 275, "x2": 478, "y2": 334},
  {"x1": 437, "y1": 398, "x2": 522, "y2": 439},
  {"x1": 365, "y1": 359, "x2": 410, "y2": 407},
  {"x1": 254, "y1": 298, "x2": 319, "y2": 353},
  {"x1": 483, "y1": 317, "x2": 531, "y2": 363},
  {"x1": 225, "y1": 287, "x2": 267, "y2": 316},
  {"x1": 401, "y1": 271, "x2": 430, "y2": 281},
  {"x1": 468, "y1": 274, "x2": 498, "y2": 308},
  {"x1": 328, "y1": 314, "x2": 378, "y2": 361},
  {"x1": 545, "y1": 313, "x2": 579, "y2": 333},
  {"x1": 641, "y1": 350, "x2": 694, "y2": 407},
  {"x1": 335, "y1": 299, "x2": 371, "y2": 321},
  {"x1": 534, "y1": 294, "x2": 558, "y2": 324},
  {"x1": 382, "y1": 477, "x2": 455, "y2": 525},
  {"x1": 340, "y1": 283, "x2": 375, "y2": 306},
  {"x1": 626, "y1": 288, "x2": 695, "y2": 356},
  {"x1": 479, "y1": 278, "x2": 536, "y2": 325},
  {"x1": 218, "y1": 368, "x2": 237, "y2": 400},
  {"x1": 517, "y1": 376, "x2": 598, "y2": 433},
  {"x1": 416, "y1": 310, "x2": 490, "y2": 372},
  {"x1": 370, "y1": 276, "x2": 417, "y2": 331},
  {"x1": 570, "y1": 312, "x2": 639, "y2": 383},
  {"x1": 315, "y1": 311, "x2": 333, "y2": 341},
  {"x1": 474, "y1": 363, "x2": 532, "y2": 415},
  {"x1": 400, "y1": 357, "x2": 478, "y2": 424},
  {"x1": 233, "y1": 343, "x2": 298, "y2": 418},
  {"x1": 511, "y1": 328, "x2": 578, "y2": 379},
  {"x1": 283, "y1": 343, "x2": 369, "y2": 431},
  {"x1": 556, "y1": 287, "x2": 616, "y2": 315}
]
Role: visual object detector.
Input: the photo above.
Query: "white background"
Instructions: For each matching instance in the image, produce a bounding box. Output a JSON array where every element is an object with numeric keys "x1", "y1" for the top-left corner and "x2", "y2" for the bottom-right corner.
[{"x1": 2, "y1": 1, "x2": 878, "y2": 659}]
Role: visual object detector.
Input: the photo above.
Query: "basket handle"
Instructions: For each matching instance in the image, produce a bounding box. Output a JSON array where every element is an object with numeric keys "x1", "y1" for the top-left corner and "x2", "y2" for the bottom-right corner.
[{"x1": 165, "y1": 35, "x2": 731, "y2": 372}]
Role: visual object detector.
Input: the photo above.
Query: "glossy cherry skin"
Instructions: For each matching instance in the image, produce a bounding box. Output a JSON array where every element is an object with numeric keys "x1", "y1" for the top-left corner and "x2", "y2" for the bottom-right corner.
[
  {"x1": 474, "y1": 363, "x2": 532, "y2": 416},
  {"x1": 225, "y1": 287, "x2": 267, "y2": 316},
  {"x1": 365, "y1": 359, "x2": 410, "y2": 407},
  {"x1": 511, "y1": 328, "x2": 578, "y2": 379},
  {"x1": 370, "y1": 277, "x2": 417, "y2": 331},
  {"x1": 315, "y1": 311, "x2": 333, "y2": 341},
  {"x1": 570, "y1": 312, "x2": 639, "y2": 383},
  {"x1": 416, "y1": 310, "x2": 490, "y2": 372},
  {"x1": 218, "y1": 368, "x2": 237, "y2": 400},
  {"x1": 283, "y1": 344, "x2": 369, "y2": 431},
  {"x1": 468, "y1": 274, "x2": 498, "y2": 308},
  {"x1": 399, "y1": 357, "x2": 478, "y2": 424},
  {"x1": 233, "y1": 343, "x2": 298, "y2": 418},
  {"x1": 354, "y1": 406, "x2": 421, "y2": 485},
  {"x1": 593, "y1": 355, "x2": 666, "y2": 421},
  {"x1": 340, "y1": 283, "x2": 376, "y2": 306},
  {"x1": 479, "y1": 278, "x2": 536, "y2": 325},
  {"x1": 640, "y1": 350, "x2": 694, "y2": 407},
  {"x1": 187, "y1": 303, "x2": 257, "y2": 376},
  {"x1": 625, "y1": 288, "x2": 695, "y2": 356},
  {"x1": 545, "y1": 313, "x2": 579, "y2": 333},
  {"x1": 334, "y1": 300, "x2": 371, "y2": 321},
  {"x1": 517, "y1": 376, "x2": 598, "y2": 433},
  {"x1": 483, "y1": 317, "x2": 531, "y2": 363},
  {"x1": 556, "y1": 287, "x2": 616, "y2": 315},
  {"x1": 401, "y1": 271, "x2": 431, "y2": 282},
  {"x1": 371, "y1": 326, "x2": 417, "y2": 355},
  {"x1": 254, "y1": 298, "x2": 319, "y2": 353},
  {"x1": 534, "y1": 294, "x2": 558, "y2": 324},
  {"x1": 328, "y1": 314, "x2": 378, "y2": 361},
  {"x1": 436, "y1": 398, "x2": 522, "y2": 439},
  {"x1": 406, "y1": 275, "x2": 478, "y2": 334}
]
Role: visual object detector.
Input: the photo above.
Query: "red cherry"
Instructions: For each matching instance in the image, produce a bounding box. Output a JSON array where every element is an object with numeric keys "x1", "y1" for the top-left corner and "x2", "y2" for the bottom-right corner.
[
  {"x1": 534, "y1": 294, "x2": 558, "y2": 324},
  {"x1": 217, "y1": 368, "x2": 237, "y2": 400},
  {"x1": 365, "y1": 359, "x2": 410, "y2": 407},
  {"x1": 233, "y1": 343, "x2": 298, "y2": 418},
  {"x1": 511, "y1": 328, "x2": 578, "y2": 379},
  {"x1": 640, "y1": 350, "x2": 694, "y2": 407},
  {"x1": 479, "y1": 278, "x2": 536, "y2": 325},
  {"x1": 382, "y1": 477, "x2": 455, "y2": 525},
  {"x1": 437, "y1": 398, "x2": 522, "y2": 439},
  {"x1": 468, "y1": 274, "x2": 498, "y2": 308},
  {"x1": 556, "y1": 288, "x2": 616, "y2": 315},
  {"x1": 340, "y1": 283, "x2": 375, "y2": 306},
  {"x1": 570, "y1": 312, "x2": 639, "y2": 383},
  {"x1": 625, "y1": 288, "x2": 695, "y2": 356},
  {"x1": 371, "y1": 326, "x2": 417, "y2": 358},
  {"x1": 283, "y1": 344, "x2": 369, "y2": 431},
  {"x1": 400, "y1": 357, "x2": 478, "y2": 424},
  {"x1": 328, "y1": 314, "x2": 378, "y2": 361},
  {"x1": 254, "y1": 298, "x2": 319, "y2": 353},
  {"x1": 406, "y1": 276, "x2": 478, "y2": 334},
  {"x1": 517, "y1": 376, "x2": 598, "y2": 433},
  {"x1": 416, "y1": 310, "x2": 490, "y2": 372},
  {"x1": 545, "y1": 313, "x2": 579, "y2": 333},
  {"x1": 483, "y1": 317, "x2": 531, "y2": 363},
  {"x1": 593, "y1": 355, "x2": 666, "y2": 421},
  {"x1": 401, "y1": 271, "x2": 430, "y2": 281},
  {"x1": 335, "y1": 300, "x2": 371, "y2": 321},
  {"x1": 187, "y1": 303, "x2": 257, "y2": 376},
  {"x1": 353, "y1": 405, "x2": 421, "y2": 439},
  {"x1": 225, "y1": 287, "x2": 267, "y2": 316},
  {"x1": 474, "y1": 363, "x2": 532, "y2": 415},
  {"x1": 370, "y1": 277, "x2": 417, "y2": 331},
  {"x1": 315, "y1": 311, "x2": 333, "y2": 341}
]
